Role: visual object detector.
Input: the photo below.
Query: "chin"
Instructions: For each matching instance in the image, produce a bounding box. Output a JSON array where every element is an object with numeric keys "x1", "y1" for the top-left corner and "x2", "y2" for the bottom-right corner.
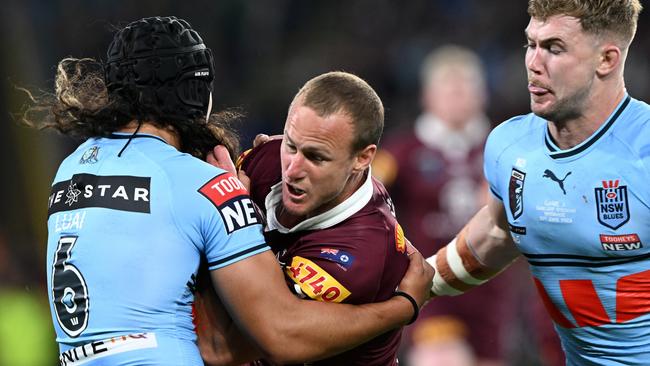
[{"x1": 281, "y1": 198, "x2": 309, "y2": 217}]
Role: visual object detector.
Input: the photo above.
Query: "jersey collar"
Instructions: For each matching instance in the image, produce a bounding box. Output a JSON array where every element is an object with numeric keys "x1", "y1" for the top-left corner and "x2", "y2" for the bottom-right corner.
[
  {"x1": 265, "y1": 168, "x2": 374, "y2": 233},
  {"x1": 108, "y1": 132, "x2": 169, "y2": 144},
  {"x1": 544, "y1": 95, "x2": 630, "y2": 159}
]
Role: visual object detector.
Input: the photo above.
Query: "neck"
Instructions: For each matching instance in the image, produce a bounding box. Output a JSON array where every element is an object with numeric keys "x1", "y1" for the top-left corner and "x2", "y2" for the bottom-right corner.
[
  {"x1": 118, "y1": 121, "x2": 181, "y2": 150},
  {"x1": 547, "y1": 85, "x2": 626, "y2": 150}
]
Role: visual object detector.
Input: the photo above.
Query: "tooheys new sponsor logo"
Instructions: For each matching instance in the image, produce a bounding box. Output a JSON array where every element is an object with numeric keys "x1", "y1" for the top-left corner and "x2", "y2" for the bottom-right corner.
[
  {"x1": 600, "y1": 234, "x2": 642, "y2": 251},
  {"x1": 198, "y1": 172, "x2": 259, "y2": 233},
  {"x1": 48, "y1": 174, "x2": 150, "y2": 216}
]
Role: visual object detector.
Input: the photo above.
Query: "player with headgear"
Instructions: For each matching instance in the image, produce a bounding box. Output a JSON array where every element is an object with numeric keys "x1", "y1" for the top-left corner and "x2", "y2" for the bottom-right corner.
[{"x1": 25, "y1": 16, "x2": 433, "y2": 366}]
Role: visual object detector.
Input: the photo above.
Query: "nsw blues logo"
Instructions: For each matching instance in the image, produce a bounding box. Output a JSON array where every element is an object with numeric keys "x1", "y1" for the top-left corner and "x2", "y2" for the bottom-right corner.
[
  {"x1": 509, "y1": 168, "x2": 526, "y2": 220},
  {"x1": 595, "y1": 179, "x2": 630, "y2": 230}
]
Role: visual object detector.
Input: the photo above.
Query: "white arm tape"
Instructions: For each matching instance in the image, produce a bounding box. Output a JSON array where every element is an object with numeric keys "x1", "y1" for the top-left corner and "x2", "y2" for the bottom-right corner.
[
  {"x1": 447, "y1": 238, "x2": 488, "y2": 286},
  {"x1": 426, "y1": 254, "x2": 463, "y2": 296}
]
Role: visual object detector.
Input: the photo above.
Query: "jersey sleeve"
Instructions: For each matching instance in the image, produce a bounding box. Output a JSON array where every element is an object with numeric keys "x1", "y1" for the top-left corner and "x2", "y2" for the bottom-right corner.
[
  {"x1": 484, "y1": 120, "x2": 515, "y2": 201},
  {"x1": 196, "y1": 171, "x2": 269, "y2": 269},
  {"x1": 168, "y1": 158, "x2": 269, "y2": 270}
]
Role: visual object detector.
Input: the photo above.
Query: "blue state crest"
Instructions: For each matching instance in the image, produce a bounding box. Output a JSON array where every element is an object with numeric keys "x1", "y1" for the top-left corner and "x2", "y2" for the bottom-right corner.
[{"x1": 595, "y1": 181, "x2": 630, "y2": 230}]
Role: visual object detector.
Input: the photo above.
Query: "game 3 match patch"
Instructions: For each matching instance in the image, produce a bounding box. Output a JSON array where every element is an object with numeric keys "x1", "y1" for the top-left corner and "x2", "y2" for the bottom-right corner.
[
  {"x1": 198, "y1": 172, "x2": 259, "y2": 233},
  {"x1": 286, "y1": 256, "x2": 351, "y2": 303}
]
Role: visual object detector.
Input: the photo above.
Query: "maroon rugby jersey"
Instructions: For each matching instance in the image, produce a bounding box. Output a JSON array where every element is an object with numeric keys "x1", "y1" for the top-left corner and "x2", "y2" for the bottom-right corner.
[{"x1": 240, "y1": 139, "x2": 409, "y2": 366}]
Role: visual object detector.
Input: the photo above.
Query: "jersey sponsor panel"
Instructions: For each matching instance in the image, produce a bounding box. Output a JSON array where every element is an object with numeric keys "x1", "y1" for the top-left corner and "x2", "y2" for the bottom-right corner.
[
  {"x1": 48, "y1": 174, "x2": 151, "y2": 216},
  {"x1": 198, "y1": 172, "x2": 260, "y2": 234},
  {"x1": 59, "y1": 333, "x2": 157, "y2": 366},
  {"x1": 285, "y1": 256, "x2": 351, "y2": 303}
]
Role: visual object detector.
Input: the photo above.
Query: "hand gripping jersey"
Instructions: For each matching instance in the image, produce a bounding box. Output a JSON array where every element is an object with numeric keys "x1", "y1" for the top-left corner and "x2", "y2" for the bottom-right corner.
[
  {"x1": 46, "y1": 133, "x2": 268, "y2": 366},
  {"x1": 240, "y1": 139, "x2": 410, "y2": 366},
  {"x1": 484, "y1": 95, "x2": 650, "y2": 366}
]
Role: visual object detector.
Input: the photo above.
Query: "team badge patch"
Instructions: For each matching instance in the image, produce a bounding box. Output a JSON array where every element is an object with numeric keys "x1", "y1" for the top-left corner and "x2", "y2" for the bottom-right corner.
[
  {"x1": 319, "y1": 248, "x2": 355, "y2": 270},
  {"x1": 198, "y1": 172, "x2": 259, "y2": 234},
  {"x1": 594, "y1": 179, "x2": 630, "y2": 230},
  {"x1": 509, "y1": 168, "x2": 526, "y2": 220},
  {"x1": 395, "y1": 223, "x2": 406, "y2": 253},
  {"x1": 79, "y1": 146, "x2": 100, "y2": 164},
  {"x1": 286, "y1": 256, "x2": 351, "y2": 303}
]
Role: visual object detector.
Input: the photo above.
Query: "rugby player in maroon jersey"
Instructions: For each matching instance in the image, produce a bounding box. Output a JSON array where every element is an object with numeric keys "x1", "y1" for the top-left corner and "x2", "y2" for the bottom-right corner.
[{"x1": 198, "y1": 71, "x2": 421, "y2": 365}]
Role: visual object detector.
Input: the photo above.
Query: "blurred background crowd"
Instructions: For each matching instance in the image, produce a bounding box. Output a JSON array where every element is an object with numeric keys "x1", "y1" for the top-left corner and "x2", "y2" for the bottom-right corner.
[{"x1": 0, "y1": 1, "x2": 649, "y2": 365}]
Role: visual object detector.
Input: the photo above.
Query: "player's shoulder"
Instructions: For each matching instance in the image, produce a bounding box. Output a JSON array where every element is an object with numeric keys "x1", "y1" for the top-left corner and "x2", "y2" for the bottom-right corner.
[
  {"x1": 488, "y1": 112, "x2": 543, "y2": 144},
  {"x1": 239, "y1": 138, "x2": 282, "y2": 172},
  {"x1": 344, "y1": 177, "x2": 408, "y2": 254},
  {"x1": 485, "y1": 113, "x2": 543, "y2": 159},
  {"x1": 238, "y1": 139, "x2": 283, "y2": 206},
  {"x1": 611, "y1": 97, "x2": 650, "y2": 145}
]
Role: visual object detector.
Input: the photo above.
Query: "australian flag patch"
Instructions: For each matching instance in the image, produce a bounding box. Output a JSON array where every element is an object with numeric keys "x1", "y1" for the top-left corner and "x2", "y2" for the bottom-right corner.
[{"x1": 319, "y1": 248, "x2": 355, "y2": 270}]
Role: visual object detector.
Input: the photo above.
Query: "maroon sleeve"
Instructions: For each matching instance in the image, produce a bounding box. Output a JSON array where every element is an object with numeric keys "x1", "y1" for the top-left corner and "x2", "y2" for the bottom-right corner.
[{"x1": 238, "y1": 139, "x2": 283, "y2": 210}]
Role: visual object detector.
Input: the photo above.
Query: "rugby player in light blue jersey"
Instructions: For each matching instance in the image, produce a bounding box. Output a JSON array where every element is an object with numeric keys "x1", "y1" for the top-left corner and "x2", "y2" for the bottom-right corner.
[
  {"x1": 422, "y1": 1, "x2": 650, "y2": 365},
  {"x1": 27, "y1": 16, "x2": 433, "y2": 366}
]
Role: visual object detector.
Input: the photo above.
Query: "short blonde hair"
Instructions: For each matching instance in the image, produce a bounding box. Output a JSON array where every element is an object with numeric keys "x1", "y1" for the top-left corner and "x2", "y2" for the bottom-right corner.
[
  {"x1": 294, "y1": 71, "x2": 384, "y2": 153},
  {"x1": 528, "y1": 0, "x2": 643, "y2": 47}
]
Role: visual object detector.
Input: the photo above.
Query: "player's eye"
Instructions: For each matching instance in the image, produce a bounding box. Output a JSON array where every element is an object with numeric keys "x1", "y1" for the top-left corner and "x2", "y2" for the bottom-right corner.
[{"x1": 285, "y1": 143, "x2": 297, "y2": 153}]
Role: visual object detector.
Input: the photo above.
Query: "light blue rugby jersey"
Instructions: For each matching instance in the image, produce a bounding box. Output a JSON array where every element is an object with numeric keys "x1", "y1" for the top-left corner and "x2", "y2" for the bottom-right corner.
[
  {"x1": 46, "y1": 133, "x2": 268, "y2": 365},
  {"x1": 484, "y1": 95, "x2": 650, "y2": 366}
]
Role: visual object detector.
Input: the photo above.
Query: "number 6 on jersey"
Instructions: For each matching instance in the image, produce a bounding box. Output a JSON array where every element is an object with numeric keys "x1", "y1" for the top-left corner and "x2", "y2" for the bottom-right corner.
[{"x1": 52, "y1": 236, "x2": 90, "y2": 337}]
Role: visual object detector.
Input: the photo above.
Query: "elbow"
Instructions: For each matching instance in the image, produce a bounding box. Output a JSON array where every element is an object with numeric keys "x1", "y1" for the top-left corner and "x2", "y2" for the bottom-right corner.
[
  {"x1": 251, "y1": 317, "x2": 317, "y2": 364},
  {"x1": 252, "y1": 326, "x2": 295, "y2": 363}
]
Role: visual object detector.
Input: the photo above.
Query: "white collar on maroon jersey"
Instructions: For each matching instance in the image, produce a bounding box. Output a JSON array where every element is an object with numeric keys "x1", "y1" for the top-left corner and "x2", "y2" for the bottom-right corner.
[
  {"x1": 265, "y1": 168, "x2": 374, "y2": 233},
  {"x1": 414, "y1": 113, "x2": 489, "y2": 161}
]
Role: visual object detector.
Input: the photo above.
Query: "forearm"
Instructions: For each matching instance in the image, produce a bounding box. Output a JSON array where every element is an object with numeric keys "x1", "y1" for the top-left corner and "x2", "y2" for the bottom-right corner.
[
  {"x1": 427, "y1": 204, "x2": 520, "y2": 296},
  {"x1": 262, "y1": 295, "x2": 413, "y2": 363},
  {"x1": 194, "y1": 268, "x2": 263, "y2": 366}
]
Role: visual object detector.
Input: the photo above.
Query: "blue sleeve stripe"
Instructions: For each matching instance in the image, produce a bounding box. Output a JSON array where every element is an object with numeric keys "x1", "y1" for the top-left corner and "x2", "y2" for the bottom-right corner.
[
  {"x1": 208, "y1": 243, "x2": 269, "y2": 268},
  {"x1": 490, "y1": 186, "x2": 502, "y2": 201}
]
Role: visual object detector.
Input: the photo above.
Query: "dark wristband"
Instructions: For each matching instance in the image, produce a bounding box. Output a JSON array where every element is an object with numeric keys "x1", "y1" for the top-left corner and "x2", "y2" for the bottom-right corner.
[{"x1": 393, "y1": 291, "x2": 419, "y2": 325}]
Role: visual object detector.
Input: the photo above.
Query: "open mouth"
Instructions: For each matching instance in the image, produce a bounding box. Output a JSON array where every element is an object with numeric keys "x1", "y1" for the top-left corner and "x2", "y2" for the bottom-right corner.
[{"x1": 286, "y1": 183, "x2": 306, "y2": 197}]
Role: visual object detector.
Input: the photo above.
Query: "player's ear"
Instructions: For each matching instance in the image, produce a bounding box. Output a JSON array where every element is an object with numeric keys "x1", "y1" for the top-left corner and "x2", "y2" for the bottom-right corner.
[
  {"x1": 353, "y1": 144, "x2": 377, "y2": 172},
  {"x1": 596, "y1": 43, "x2": 621, "y2": 78}
]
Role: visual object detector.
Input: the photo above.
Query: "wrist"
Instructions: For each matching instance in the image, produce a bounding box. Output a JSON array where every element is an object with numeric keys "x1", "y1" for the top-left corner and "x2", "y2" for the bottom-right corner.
[{"x1": 392, "y1": 291, "x2": 419, "y2": 325}]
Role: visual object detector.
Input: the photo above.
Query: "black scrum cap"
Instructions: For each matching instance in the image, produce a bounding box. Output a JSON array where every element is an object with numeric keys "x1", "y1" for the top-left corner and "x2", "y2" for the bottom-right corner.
[{"x1": 104, "y1": 16, "x2": 215, "y2": 121}]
